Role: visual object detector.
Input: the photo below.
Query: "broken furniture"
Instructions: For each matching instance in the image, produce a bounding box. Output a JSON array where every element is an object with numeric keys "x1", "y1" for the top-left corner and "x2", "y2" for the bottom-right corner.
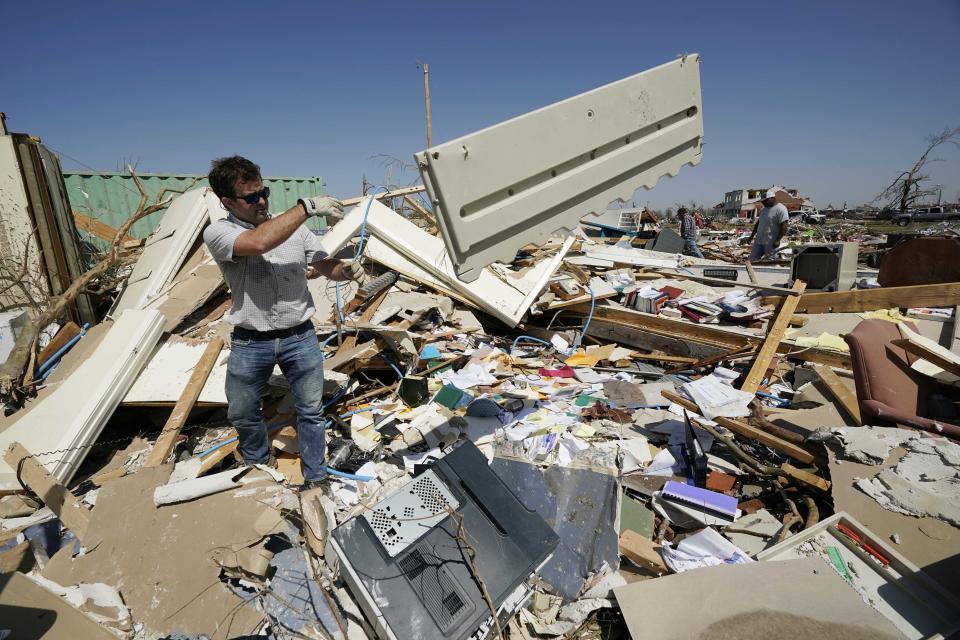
[
  {"x1": 844, "y1": 319, "x2": 960, "y2": 438},
  {"x1": 331, "y1": 441, "x2": 559, "y2": 640}
]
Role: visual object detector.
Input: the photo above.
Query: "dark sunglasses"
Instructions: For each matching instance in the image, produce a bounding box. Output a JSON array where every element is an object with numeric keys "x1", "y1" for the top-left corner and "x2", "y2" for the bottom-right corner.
[{"x1": 234, "y1": 187, "x2": 270, "y2": 204}]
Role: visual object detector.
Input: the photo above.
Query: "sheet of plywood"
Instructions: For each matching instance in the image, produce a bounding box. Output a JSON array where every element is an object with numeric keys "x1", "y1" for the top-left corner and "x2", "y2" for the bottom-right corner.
[{"x1": 124, "y1": 337, "x2": 229, "y2": 405}]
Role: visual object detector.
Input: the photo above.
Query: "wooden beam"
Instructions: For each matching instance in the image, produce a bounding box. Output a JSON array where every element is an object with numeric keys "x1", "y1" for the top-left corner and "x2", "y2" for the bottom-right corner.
[
  {"x1": 891, "y1": 339, "x2": 960, "y2": 378},
  {"x1": 144, "y1": 338, "x2": 225, "y2": 467},
  {"x1": 4, "y1": 442, "x2": 91, "y2": 542},
  {"x1": 36, "y1": 321, "x2": 80, "y2": 371},
  {"x1": 570, "y1": 303, "x2": 851, "y2": 369},
  {"x1": 788, "y1": 315, "x2": 808, "y2": 327},
  {"x1": 73, "y1": 212, "x2": 140, "y2": 245},
  {"x1": 662, "y1": 391, "x2": 815, "y2": 465},
  {"x1": 813, "y1": 364, "x2": 862, "y2": 425},
  {"x1": 761, "y1": 282, "x2": 960, "y2": 314},
  {"x1": 745, "y1": 261, "x2": 758, "y2": 284},
  {"x1": 339, "y1": 186, "x2": 426, "y2": 208},
  {"x1": 742, "y1": 280, "x2": 807, "y2": 394}
]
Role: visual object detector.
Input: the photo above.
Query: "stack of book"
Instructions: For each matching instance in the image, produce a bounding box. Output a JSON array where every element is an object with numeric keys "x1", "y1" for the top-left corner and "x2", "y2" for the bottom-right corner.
[
  {"x1": 678, "y1": 300, "x2": 724, "y2": 323},
  {"x1": 624, "y1": 286, "x2": 671, "y2": 314}
]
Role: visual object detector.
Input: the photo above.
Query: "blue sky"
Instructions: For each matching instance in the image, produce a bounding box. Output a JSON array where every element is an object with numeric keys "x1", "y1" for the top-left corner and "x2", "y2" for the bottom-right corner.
[{"x1": 2, "y1": 0, "x2": 958, "y2": 210}]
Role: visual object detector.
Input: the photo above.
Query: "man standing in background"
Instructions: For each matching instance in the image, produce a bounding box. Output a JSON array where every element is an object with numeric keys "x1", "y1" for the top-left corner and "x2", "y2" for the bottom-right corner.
[
  {"x1": 677, "y1": 207, "x2": 704, "y2": 258},
  {"x1": 747, "y1": 189, "x2": 790, "y2": 261}
]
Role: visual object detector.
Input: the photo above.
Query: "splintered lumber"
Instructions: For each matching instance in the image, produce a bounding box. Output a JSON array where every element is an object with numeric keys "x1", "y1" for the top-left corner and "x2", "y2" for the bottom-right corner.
[
  {"x1": 761, "y1": 282, "x2": 960, "y2": 314},
  {"x1": 661, "y1": 391, "x2": 815, "y2": 465},
  {"x1": 145, "y1": 338, "x2": 225, "y2": 467},
  {"x1": 36, "y1": 321, "x2": 81, "y2": 371},
  {"x1": 813, "y1": 364, "x2": 862, "y2": 425},
  {"x1": 4, "y1": 442, "x2": 91, "y2": 542},
  {"x1": 338, "y1": 287, "x2": 391, "y2": 353},
  {"x1": 741, "y1": 280, "x2": 806, "y2": 395}
]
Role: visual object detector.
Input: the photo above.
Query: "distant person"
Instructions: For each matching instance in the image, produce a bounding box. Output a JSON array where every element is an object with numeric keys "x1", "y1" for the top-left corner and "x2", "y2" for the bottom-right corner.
[
  {"x1": 693, "y1": 210, "x2": 704, "y2": 229},
  {"x1": 677, "y1": 207, "x2": 704, "y2": 258},
  {"x1": 747, "y1": 189, "x2": 789, "y2": 261}
]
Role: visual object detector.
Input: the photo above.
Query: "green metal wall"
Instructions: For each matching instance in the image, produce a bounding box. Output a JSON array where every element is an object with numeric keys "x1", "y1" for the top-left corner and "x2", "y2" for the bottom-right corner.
[{"x1": 63, "y1": 172, "x2": 326, "y2": 243}]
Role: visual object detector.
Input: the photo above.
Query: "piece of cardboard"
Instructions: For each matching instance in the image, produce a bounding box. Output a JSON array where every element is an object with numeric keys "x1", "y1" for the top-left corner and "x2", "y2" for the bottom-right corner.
[
  {"x1": 0, "y1": 572, "x2": 115, "y2": 639},
  {"x1": 41, "y1": 466, "x2": 286, "y2": 639}
]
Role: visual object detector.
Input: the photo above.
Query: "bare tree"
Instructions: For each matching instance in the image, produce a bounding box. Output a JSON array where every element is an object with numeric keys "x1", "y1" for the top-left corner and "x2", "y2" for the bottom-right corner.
[
  {"x1": 0, "y1": 169, "x2": 177, "y2": 403},
  {"x1": 875, "y1": 126, "x2": 960, "y2": 212}
]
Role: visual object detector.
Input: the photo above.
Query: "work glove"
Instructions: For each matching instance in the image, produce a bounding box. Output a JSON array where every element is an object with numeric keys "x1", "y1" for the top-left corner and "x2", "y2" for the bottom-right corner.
[
  {"x1": 299, "y1": 196, "x2": 343, "y2": 218},
  {"x1": 341, "y1": 259, "x2": 365, "y2": 282}
]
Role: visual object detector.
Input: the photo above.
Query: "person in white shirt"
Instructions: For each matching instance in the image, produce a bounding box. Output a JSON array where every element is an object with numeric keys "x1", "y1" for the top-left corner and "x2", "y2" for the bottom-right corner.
[{"x1": 747, "y1": 189, "x2": 789, "y2": 261}]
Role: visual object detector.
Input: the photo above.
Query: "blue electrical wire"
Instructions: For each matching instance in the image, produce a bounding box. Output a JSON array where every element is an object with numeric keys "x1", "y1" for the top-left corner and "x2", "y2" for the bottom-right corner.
[
  {"x1": 335, "y1": 281, "x2": 344, "y2": 323},
  {"x1": 378, "y1": 353, "x2": 404, "y2": 379},
  {"x1": 509, "y1": 335, "x2": 553, "y2": 355},
  {"x1": 325, "y1": 467, "x2": 374, "y2": 481},
  {"x1": 354, "y1": 186, "x2": 389, "y2": 258},
  {"x1": 35, "y1": 323, "x2": 90, "y2": 379},
  {"x1": 573, "y1": 285, "x2": 596, "y2": 348}
]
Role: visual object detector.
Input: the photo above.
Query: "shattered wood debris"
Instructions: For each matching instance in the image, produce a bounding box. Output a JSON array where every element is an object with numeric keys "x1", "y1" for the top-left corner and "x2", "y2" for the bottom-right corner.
[{"x1": 2, "y1": 116, "x2": 960, "y2": 640}]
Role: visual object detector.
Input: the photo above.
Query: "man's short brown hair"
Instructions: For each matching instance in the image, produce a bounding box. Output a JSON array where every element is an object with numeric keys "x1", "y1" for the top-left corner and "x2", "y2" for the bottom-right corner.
[{"x1": 208, "y1": 156, "x2": 261, "y2": 199}]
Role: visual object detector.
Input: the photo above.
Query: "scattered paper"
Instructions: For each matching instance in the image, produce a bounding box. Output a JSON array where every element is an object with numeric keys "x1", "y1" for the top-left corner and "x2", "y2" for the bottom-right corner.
[
  {"x1": 660, "y1": 526, "x2": 754, "y2": 573},
  {"x1": 681, "y1": 374, "x2": 753, "y2": 420}
]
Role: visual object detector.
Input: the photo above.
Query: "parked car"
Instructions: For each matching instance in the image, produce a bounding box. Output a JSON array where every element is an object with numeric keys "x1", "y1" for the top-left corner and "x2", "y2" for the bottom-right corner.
[
  {"x1": 890, "y1": 206, "x2": 960, "y2": 226},
  {"x1": 801, "y1": 211, "x2": 826, "y2": 224}
]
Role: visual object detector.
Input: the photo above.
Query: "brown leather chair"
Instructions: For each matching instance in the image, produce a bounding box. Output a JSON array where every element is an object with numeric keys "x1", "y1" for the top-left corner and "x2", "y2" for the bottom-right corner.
[{"x1": 844, "y1": 319, "x2": 960, "y2": 439}]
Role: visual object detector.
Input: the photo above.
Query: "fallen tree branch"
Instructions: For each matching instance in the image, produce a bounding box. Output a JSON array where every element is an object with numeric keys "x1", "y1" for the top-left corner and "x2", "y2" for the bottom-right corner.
[{"x1": 0, "y1": 168, "x2": 174, "y2": 403}]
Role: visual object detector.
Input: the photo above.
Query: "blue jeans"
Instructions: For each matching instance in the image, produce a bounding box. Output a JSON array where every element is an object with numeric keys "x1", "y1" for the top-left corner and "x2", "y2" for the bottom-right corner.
[
  {"x1": 751, "y1": 242, "x2": 775, "y2": 261},
  {"x1": 226, "y1": 323, "x2": 327, "y2": 482},
  {"x1": 682, "y1": 238, "x2": 704, "y2": 259}
]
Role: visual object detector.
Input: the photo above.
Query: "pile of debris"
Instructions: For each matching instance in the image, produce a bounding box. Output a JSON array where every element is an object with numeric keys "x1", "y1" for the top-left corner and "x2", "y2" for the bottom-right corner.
[{"x1": 1, "y1": 182, "x2": 959, "y2": 640}]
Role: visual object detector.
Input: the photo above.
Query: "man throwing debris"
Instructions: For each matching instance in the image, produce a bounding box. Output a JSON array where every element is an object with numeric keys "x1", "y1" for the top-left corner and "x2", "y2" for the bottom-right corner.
[
  {"x1": 747, "y1": 189, "x2": 789, "y2": 261},
  {"x1": 677, "y1": 207, "x2": 704, "y2": 258},
  {"x1": 203, "y1": 156, "x2": 363, "y2": 489}
]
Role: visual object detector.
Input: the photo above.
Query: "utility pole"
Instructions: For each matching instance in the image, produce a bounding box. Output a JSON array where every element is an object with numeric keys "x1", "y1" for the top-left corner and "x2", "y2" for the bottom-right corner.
[
  {"x1": 935, "y1": 184, "x2": 943, "y2": 206},
  {"x1": 422, "y1": 63, "x2": 433, "y2": 148}
]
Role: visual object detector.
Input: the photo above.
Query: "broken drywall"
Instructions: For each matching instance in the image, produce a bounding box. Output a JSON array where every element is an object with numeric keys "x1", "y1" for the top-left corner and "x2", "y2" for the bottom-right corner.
[
  {"x1": 835, "y1": 429, "x2": 960, "y2": 526},
  {"x1": 832, "y1": 425, "x2": 919, "y2": 464},
  {"x1": 41, "y1": 466, "x2": 288, "y2": 639}
]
